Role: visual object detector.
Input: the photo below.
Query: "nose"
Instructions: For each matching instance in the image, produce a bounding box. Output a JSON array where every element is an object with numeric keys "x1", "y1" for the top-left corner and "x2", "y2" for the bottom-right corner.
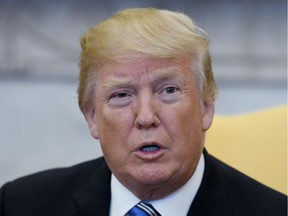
[{"x1": 134, "y1": 92, "x2": 160, "y2": 129}]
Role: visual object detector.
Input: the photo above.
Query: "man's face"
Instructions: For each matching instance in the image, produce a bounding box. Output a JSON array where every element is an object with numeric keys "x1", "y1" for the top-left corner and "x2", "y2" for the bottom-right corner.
[{"x1": 84, "y1": 56, "x2": 214, "y2": 199}]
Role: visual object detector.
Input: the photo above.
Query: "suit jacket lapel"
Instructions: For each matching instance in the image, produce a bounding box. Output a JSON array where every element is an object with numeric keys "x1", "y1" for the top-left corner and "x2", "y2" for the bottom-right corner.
[
  {"x1": 68, "y1": 158, "x2": 112, "y2": 216},
  {"x1": 187, "y1": 149, "x2": 232, "y2": 216}
]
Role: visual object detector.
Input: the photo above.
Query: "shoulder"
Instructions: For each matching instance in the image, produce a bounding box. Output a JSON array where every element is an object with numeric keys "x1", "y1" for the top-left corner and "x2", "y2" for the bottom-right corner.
[
  {"x1": 207, "y1": 153, "x2": 287, "y2": 215},
  {"x1": 2, "y1": 157, "x2": 106, "y2": 191},
  {"x1": 0, "y1": 157, "x2": 109, "y2": 215}
]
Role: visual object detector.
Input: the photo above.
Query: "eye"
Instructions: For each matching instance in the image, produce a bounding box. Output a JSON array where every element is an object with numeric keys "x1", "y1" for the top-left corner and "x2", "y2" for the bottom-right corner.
[
  {"x1": 158, "y1": 85, "x2": 181, "y2": 103},
  {"x1": 108, "y1": 91, "x2": 133, "y2": 107},
  {"x1": 112, "y1": 92, "x2": 130, "y2": 98},
  {"x1": 164, "y1": 86, "x2": 178, "y2": 94},
  {"x1": 161, "y1": 86, "x2": 180, "y2": 95}
]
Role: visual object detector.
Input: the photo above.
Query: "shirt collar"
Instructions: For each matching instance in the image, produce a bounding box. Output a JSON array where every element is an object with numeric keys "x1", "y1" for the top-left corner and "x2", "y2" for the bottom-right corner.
[{"x1": 109, "y1": 154, "x2": 205, "y2": 216}]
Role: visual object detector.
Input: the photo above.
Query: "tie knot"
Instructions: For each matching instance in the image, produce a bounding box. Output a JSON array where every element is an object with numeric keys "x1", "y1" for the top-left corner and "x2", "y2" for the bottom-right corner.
[{"x1": 125, "y1": 201, "x2": 161, "y2": 216}]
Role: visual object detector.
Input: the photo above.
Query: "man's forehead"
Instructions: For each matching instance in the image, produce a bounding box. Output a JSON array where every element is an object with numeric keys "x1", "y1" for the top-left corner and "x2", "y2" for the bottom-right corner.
[
  {"x1": 101, "y1": 56, "x2": 190, "y2": 75},
  {"x1": 104, "y1": 65, "x2": 185, "y2": 81}
]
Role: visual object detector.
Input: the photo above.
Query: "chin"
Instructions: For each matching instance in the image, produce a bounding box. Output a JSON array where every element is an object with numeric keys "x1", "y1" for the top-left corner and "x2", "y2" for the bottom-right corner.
[{"x1": 134, "y1": 165, "x2": 176, "y2": 186}]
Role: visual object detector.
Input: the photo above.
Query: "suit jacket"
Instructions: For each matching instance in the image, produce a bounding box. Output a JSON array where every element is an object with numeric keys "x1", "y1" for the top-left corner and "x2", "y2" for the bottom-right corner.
[{"x1": 0, "y1": 150, "x2": 286, "y2": 216}]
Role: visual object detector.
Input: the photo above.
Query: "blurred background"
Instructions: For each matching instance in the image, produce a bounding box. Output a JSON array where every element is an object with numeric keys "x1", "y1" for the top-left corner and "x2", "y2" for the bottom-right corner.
[{"x1": 0, "y1": 0, "x2": 286, "y2": 185}]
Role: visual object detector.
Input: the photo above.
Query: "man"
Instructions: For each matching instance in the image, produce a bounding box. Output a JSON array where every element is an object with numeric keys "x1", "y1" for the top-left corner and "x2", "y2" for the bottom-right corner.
[{"x1": 0, "y1": 8, "x2": 286, "y2": 216}]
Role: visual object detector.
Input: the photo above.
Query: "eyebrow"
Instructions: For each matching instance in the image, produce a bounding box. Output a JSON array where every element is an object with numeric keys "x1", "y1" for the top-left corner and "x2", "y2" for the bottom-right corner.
[
  {"x1": 102, "y1": 79, "x2": 135, "y2": 93},
  {"x1": 102, "y1": 67, "x2": 186, "y2": 93}
]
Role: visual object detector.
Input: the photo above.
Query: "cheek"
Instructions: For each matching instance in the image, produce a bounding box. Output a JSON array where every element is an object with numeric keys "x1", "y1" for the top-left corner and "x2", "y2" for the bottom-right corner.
[
  {"x1": 163, "y1": 103, "x2": 204, "y2": 152},
  {"x1": 96, "y1": 108, "x2": 135, "y2": 155},
  {"x1": 98, "y1": 107, "x2": 133, "y2": 133},
  {"x1": 164, "y1": 102, "x2": 203, "y2": 135}
]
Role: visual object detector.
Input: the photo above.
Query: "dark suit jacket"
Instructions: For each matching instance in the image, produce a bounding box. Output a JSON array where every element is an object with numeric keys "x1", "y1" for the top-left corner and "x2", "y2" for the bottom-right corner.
[{"x1": 0, "y1": 150, "x2": 286, "y2": 216}]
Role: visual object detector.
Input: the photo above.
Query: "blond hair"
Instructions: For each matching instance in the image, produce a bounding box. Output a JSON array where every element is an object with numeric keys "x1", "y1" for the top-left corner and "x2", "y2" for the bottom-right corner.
[{"x1": 78, "y1": 8, "x2": 217, "y2": 113}]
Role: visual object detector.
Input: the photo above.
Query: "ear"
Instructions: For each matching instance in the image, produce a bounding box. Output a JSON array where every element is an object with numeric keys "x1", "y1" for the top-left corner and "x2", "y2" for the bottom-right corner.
[
  {"x1": 83, "y1": 104, "x2": 99, "y2": 139},
  {"x1": 202, "y1": 97, "x2": 215, "y2": 131}
]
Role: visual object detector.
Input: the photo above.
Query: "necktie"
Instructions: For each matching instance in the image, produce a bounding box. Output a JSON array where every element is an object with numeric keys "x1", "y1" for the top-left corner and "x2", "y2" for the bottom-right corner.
[{"x1": 125, "y1": 202, "x2": 161, "y2": 216}]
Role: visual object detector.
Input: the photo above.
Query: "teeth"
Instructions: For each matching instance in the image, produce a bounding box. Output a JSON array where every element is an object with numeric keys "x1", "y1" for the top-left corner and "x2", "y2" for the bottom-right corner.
[{"x1": 141, "y1": 145, "x2": 160, "y2": 152}]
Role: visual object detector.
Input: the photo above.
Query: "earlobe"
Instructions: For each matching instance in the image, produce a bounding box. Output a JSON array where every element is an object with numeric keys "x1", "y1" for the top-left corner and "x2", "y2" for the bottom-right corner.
[
  {"x1": 202, "y1": 99, "x2": 215, "y2": 131},
  {"x1": 83, "y1": 104, "x2": 99, "y2": 139}
]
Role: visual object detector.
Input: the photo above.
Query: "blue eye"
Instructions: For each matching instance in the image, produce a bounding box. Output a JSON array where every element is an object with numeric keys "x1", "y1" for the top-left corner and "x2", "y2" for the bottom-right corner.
[
  {"x1": 164, "y1": 86, "x2": 178, "y2": 94},
  {"x1": 158, "y1": 85, "x2": 181, "y2": 103}
]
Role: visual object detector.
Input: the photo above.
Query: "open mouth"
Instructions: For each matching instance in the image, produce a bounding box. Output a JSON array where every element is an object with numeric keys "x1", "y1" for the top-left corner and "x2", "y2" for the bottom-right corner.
[{"x1": 140, "y1": 145, "x2": 161, "y2": 152}]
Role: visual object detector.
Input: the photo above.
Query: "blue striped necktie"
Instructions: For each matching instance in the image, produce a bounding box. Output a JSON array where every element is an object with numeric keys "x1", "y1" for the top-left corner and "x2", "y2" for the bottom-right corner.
[{"x1": 125, "y1": 202, "x2": 161, "y2": 216}]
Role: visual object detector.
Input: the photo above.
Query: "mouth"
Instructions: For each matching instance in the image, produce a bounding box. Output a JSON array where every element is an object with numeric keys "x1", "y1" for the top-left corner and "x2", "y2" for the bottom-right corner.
[
  {"x1": 135, "y1": 142, "x2": 164, "y2": 160},
  {"x1": 140, "y1": 144, "x2": 161, "y2": 152}
]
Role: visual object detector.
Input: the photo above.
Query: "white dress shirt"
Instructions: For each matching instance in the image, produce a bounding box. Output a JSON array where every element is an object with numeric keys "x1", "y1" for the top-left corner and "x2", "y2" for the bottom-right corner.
[{"x1": 109, "y1": 154, "x2": 205, "y2": 216}]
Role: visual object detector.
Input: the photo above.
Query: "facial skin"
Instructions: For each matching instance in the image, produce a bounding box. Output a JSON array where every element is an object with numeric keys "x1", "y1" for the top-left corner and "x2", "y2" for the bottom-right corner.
[{"x1": 84, "y1": 55, "x2": 215, "y2": 200}]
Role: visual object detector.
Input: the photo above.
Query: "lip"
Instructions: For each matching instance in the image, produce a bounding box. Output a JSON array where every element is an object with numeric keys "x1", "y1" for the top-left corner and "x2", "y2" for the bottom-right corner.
[{"x1": 134, "y1": 141, "x2": 166, "y2": 160}]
